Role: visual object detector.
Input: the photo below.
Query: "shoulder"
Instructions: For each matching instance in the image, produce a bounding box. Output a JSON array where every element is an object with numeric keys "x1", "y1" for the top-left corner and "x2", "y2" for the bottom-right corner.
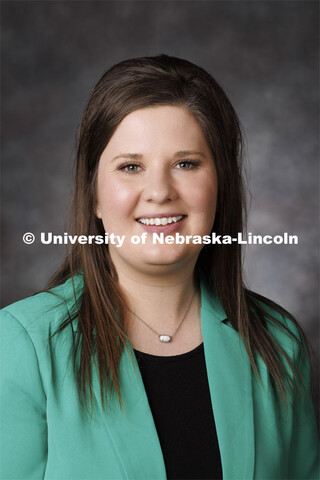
[{"x1": 0, "y1": 273, "x2": 84, "y2": 338}]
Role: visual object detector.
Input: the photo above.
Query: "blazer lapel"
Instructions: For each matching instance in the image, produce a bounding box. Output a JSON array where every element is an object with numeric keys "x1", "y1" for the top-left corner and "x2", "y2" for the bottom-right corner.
[
  {"x1": 200, "y1": 279, "x2": 255, "y2": 479},
  {"x1": 91, "y1": 347, "x2": 167, "y2": 479}
]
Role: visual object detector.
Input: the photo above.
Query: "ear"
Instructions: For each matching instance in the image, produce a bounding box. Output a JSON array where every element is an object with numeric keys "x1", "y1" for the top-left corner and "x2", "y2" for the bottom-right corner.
[{"x1": 95, "y1": 205, "x2": 102, "y2": 219}]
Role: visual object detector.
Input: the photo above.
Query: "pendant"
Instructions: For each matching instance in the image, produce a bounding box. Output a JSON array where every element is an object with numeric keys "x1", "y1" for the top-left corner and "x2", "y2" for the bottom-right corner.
[{"x1": 159, "y1": 335, "x2": 172, "y2": 343}]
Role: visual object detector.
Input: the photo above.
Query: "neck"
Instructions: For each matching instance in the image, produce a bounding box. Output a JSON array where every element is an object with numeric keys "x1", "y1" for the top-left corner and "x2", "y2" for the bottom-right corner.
[{"x1": 114, "y1": 259, "x2": 201, "y2": 336}]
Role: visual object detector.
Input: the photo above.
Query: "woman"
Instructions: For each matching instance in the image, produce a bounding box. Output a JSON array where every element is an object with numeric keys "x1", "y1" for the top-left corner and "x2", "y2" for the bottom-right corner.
[{"x1": 0, "y1": 55, "x2": 319, "y2": 480}]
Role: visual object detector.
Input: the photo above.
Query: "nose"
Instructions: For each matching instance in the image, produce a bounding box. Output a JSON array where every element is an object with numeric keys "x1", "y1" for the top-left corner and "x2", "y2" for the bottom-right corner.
[{"x1": 142, "y1": 168, "x2": 177, "y2": 204}]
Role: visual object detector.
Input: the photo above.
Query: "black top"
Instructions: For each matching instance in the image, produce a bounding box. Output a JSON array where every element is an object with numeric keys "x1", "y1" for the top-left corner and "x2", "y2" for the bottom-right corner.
[{"x1": 134, "y1": 343, "x2": 223, "y2": 480}]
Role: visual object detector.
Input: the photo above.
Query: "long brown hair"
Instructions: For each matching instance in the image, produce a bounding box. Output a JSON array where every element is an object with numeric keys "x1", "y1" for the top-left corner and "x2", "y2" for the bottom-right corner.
[{"x1": 48, "y1": 54, "x2": 312, "y2": 411}]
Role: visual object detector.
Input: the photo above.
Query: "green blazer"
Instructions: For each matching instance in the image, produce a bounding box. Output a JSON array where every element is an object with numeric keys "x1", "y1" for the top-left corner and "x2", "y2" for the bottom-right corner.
[{"x1": 0, "y1": 274, "x2": 319, "y2": 480}]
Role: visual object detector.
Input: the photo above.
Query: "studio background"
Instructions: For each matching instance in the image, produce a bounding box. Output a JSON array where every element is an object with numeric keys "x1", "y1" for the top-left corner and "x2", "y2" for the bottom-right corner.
[{"x1": 1, "y1": 1, "x2": 319, "y2": 417}]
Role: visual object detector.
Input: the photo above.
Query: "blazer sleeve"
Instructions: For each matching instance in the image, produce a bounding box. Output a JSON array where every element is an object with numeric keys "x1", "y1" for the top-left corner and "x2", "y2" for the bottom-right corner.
[
  {"x1": 287, "y1": 331, "x2": 319, "y2": 479},
  {"x1": 0, "y1": 309, "x2": 48, "y2": 480}
]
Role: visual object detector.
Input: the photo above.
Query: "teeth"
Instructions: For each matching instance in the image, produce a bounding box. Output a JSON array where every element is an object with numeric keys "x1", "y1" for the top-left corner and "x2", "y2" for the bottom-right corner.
[{"x1": 138, "y1": 215, "x2": 183, "y2": 226}]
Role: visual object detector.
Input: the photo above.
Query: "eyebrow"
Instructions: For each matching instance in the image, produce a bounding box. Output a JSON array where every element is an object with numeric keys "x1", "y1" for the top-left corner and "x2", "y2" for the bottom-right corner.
[{"x1": 111, "y1": 151, "x2": 206, "y2": 162}]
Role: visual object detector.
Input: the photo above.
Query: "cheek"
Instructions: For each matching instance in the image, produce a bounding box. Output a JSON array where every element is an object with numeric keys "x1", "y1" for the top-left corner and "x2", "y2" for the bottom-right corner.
[
  {"x1": 97, "y1": 177, "x2": 139, "y2": 223},
  {"x1": 188, "y1": 179, "x2": 217, "y2": 215}
]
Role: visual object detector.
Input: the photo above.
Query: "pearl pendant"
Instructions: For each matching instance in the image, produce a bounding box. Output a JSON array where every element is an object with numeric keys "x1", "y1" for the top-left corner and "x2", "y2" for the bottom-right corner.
[{"x1": 159, "y1": 335, "x2": 172, "y2": 343}]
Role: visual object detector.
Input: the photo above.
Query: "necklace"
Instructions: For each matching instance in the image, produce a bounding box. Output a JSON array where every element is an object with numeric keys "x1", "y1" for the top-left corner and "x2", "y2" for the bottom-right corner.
[{"x1": 127, "y1": 291, "x2": 196, "y2": 343}]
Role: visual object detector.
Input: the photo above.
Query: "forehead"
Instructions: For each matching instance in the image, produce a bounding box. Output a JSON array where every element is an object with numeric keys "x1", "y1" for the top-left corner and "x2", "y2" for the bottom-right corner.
[{"x1": 102, "y1": 105, "x2": 211, "y2": 157}]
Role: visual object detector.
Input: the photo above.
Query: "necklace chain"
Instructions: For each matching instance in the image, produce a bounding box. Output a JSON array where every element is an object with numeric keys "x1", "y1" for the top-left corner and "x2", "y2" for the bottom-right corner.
[{"x1": 127, "y1": 291, "x2": 196, "y2": 343}]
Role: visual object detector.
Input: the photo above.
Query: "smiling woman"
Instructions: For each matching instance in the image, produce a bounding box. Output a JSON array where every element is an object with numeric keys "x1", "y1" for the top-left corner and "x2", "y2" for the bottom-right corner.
[{"x1": 0, "y1": 55, "x2": 319, "y2": 480}]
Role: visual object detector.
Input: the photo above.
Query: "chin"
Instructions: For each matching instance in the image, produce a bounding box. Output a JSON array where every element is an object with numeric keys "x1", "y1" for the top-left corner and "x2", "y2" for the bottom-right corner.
[
  {"x1": 140, "y1": 248, "x2": 198, "y2": 268},
  {"x1": 138, "y1": 260, "x2": 187, "y2": 278},
  {"x1": 144, "y1": 258, "x2": 181, "y2": 267}
]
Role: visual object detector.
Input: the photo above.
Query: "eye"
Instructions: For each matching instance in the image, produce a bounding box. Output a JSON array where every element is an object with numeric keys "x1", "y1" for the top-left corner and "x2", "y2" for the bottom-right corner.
[
  {"x1": 175, "y1": 160, "x2": 199, "y2": 170},
  {"x1": 117, "y1": 163, "x2": 141, "y2": 174}
]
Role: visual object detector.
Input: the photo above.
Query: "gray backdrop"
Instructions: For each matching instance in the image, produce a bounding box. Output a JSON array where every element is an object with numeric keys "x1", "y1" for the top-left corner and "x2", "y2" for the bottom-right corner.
[{"x1": 1, "y1": 1, "x2": 319, "y2": 416}]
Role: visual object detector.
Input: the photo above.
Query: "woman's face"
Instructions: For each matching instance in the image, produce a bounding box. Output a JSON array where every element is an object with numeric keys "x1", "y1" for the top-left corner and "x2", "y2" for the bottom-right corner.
[{"x1": 96, "y1": 106, "x2": 217, "y2": 277}]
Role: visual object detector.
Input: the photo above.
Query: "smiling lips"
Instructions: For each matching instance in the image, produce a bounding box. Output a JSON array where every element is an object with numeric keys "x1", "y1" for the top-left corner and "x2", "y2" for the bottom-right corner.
[
  {"x1": 136, "y1": 214, "x2": 186, "y2": 234},
  {"x1": 137, "y1": 215, "x2": 183, "y2": 226}
]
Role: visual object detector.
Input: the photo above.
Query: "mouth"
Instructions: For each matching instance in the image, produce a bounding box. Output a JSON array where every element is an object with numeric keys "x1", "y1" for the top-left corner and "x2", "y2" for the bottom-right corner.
[
  {"x1": 135, "y1": 214, "x2": 187, "y2": 234},
  {"x1": 136, "y1": 215, "x2": 185, "y2": 226}
]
